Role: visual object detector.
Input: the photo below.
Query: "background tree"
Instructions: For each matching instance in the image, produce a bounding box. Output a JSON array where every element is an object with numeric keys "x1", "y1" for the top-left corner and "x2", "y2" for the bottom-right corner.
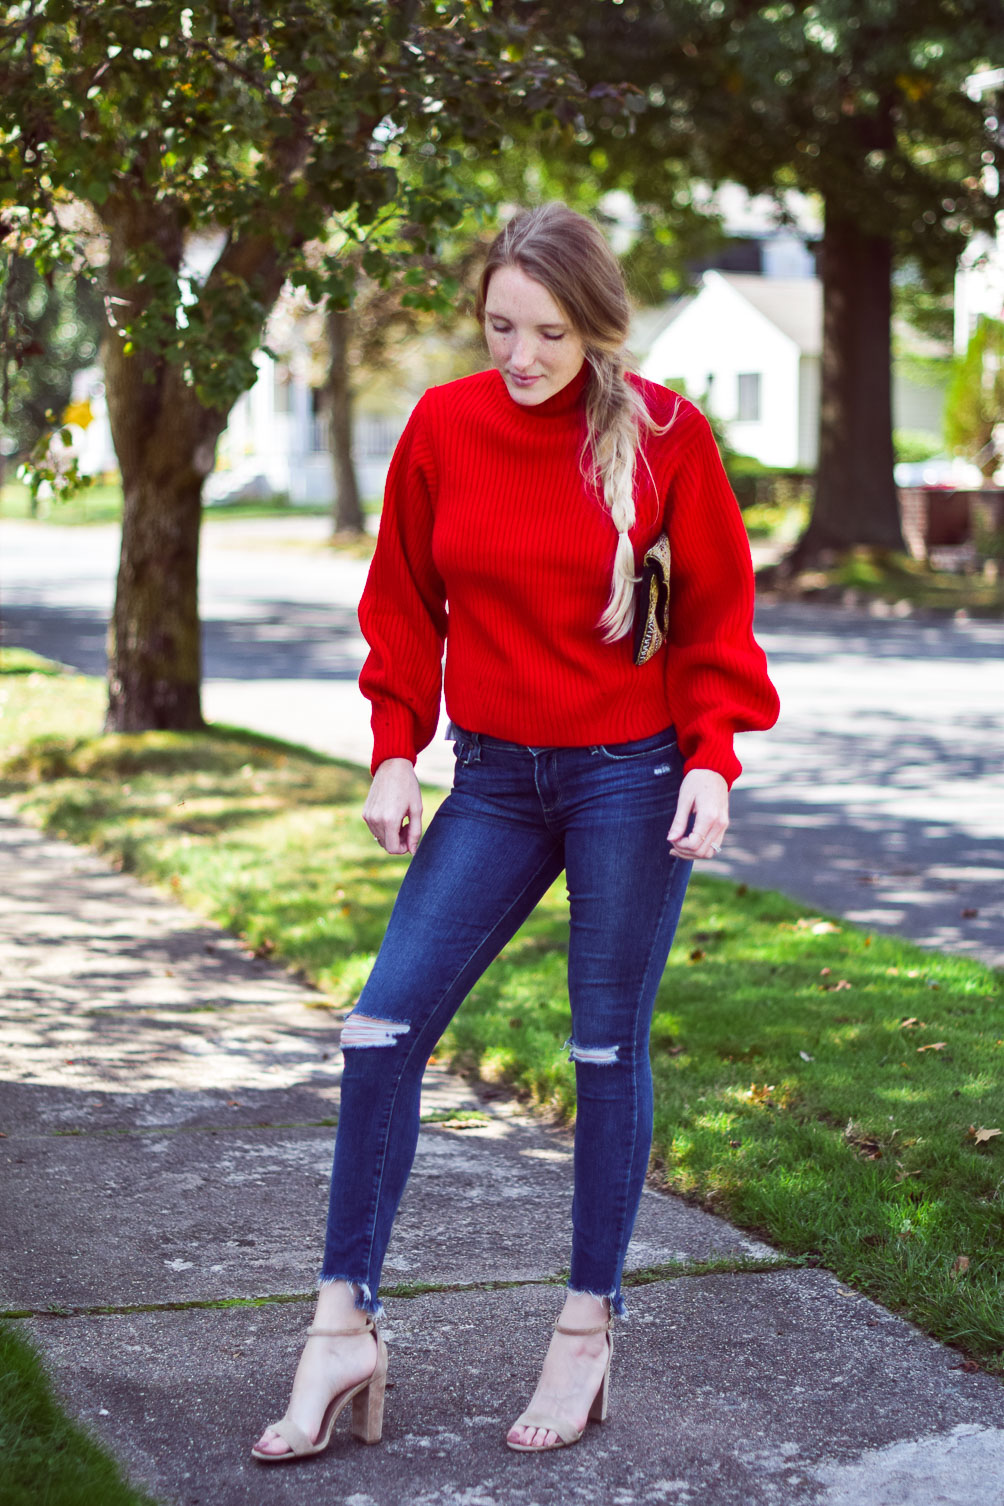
[
  {"x1": 544, "y1": 0, "x2": 1000, "y2": 565},
  {"x1": 317, "y1": 222, "x2": 489, "y2": 538},
  {"x1": 946, "y1": 315, "x2": 1004, "y2": 481},
  {"x1": 0, "y1": 0, "x2": 588, "y2": 729}
]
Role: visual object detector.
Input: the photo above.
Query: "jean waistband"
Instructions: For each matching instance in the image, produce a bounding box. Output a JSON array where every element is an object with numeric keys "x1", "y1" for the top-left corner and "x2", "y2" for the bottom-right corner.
[
  {"x1": 447, "y1": 721, "x2": 547, "y2": 754},
  {"x1": 446, "y1": 721, "x2": 677, "y2": 758}
]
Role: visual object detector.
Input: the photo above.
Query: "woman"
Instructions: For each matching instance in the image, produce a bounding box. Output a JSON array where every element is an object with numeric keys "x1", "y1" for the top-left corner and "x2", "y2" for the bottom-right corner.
[{"x1": 253, "y1": 202, "x2": 779, "y2": 1462}]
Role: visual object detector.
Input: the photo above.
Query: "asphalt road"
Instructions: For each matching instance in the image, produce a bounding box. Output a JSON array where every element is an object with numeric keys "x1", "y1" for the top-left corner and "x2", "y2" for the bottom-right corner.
[{"x1": 3, "y1": 515, "x2": 1003, "y2": 968}]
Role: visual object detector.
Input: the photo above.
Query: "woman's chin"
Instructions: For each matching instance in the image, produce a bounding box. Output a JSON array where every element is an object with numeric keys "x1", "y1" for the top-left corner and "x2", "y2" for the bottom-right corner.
[{"x1": 504, "y1": 377, "x2": 550, "y2": 406}]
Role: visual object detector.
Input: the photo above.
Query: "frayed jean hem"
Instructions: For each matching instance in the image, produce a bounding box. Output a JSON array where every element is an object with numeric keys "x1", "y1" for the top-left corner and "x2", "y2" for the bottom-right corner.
[
  {"x1": 317, "y1": 1274, "x2": 384, "y2": 1320},
  {"x1": 566, "y1": 1282, "x2": 627, "y2": 1320}
]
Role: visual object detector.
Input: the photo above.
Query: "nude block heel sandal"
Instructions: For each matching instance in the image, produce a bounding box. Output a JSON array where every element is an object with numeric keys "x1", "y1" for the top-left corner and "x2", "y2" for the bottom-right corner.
[
  {"x1": 507, "y1": 1318, "x2": 613, "y2": 1453},
  {"x1": 251, "y1": 1317, "x2": 388, "y2": 1463}
]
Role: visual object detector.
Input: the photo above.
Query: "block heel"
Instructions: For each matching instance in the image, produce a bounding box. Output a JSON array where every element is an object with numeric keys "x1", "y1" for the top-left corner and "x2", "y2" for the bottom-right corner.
[{"x1": 252, "y1": 1317, "x2": 388, "y2": 1463}]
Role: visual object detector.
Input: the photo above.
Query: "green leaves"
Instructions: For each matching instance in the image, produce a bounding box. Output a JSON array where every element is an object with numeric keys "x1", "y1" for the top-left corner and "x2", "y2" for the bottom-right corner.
[{"x1": 0, "y1": 0, "x2": 607, "y2": 462}]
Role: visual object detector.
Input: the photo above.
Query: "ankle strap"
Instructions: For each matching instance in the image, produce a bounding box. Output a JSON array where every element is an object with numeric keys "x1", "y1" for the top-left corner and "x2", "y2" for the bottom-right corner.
[
  {"x1": 306, "y1": 1316, "x2": 376, "y2": 1337},
  {"x1": 554, "y1": 1320, "x2": 612, "y2": 1335}
]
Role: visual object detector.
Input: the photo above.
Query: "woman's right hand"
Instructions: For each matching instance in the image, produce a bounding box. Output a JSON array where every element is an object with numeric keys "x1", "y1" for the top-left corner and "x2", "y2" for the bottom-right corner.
[{"x1": 362, "y1": 758, "x2": 423, "y2": 856}]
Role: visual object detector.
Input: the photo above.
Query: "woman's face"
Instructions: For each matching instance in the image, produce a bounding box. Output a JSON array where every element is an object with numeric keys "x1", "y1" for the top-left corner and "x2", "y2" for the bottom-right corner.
[{"x1": 484, "y1": 264, "x2": 586, "y2": 407}]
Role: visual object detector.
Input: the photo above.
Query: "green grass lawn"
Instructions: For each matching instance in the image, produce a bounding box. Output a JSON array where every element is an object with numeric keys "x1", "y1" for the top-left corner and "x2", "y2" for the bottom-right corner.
[
  {"x1": 0, "y1": 478, "x2": 380, "y2": 527},
  {"x1": 0, "y1": 1321, "x2": 157, "y2": 1506},
  {"x1": 0, "y1": 479, "x2": 335, "y2": 526},
  {"x1": 2, "y1": 651, "x2": 1002, "y2": 1377}
]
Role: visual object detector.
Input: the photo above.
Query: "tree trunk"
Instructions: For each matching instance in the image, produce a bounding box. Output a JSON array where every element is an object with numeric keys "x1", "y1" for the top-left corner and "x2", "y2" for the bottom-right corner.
[
  {"x1": 105, "y1": 459, "x2": 207, "y2": 732},
  {"x1": 99, "y1": 195, "x2": 291, "y2": 731},
  {"x1": 327, "y1": 306, "x2": 364, "y2": 535},
  {"x1": 791, "y1": 204, "x2": 905, "y2": 566}
]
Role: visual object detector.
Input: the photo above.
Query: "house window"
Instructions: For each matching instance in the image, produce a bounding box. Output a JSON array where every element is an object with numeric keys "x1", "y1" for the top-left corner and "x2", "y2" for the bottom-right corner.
[{"x1": 737, "y1": 373, "x2": 761, "y2": 422}]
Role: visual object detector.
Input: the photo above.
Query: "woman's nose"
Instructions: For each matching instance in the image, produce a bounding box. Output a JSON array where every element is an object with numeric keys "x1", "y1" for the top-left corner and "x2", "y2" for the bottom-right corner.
[{"x1": 510, "y1": 334, "x2": 535, "y2": 370}]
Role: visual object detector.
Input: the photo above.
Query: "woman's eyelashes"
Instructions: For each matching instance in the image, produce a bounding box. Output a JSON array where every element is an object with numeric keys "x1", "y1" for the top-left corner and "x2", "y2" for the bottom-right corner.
[{"x1": 490, "y1": 323, "x2": 566, "y2": 341}]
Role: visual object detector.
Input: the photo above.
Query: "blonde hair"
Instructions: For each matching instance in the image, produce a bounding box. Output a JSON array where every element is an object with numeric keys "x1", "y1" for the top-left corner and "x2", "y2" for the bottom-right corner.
[{"x1": 476, "y1": 202, "x2": 674, "y2": 642}]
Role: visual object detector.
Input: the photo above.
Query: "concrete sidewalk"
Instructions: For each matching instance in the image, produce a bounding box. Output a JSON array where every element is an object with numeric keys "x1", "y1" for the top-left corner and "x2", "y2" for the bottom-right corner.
[{"x1": 3, "y1": 806, "x2": 1004, "y2": 1506}]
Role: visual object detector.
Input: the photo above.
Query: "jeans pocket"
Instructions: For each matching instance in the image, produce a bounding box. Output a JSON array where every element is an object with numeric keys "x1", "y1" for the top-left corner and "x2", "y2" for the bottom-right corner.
[{"x1": 596, "y1": 728, "x2": 678, "y2": 762}]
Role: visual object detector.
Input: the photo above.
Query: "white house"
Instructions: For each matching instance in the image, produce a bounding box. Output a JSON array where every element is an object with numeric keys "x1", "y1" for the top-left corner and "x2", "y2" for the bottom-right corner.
[
  {"x1": 203, "y1": 350, "x2": 411, "y2": 505},
  {"x1": 58, "y1": 350, "x2": 408, "y2": 507},
  {"x1": 638, "y1": 271, "x2": 947, "y2": 469}
]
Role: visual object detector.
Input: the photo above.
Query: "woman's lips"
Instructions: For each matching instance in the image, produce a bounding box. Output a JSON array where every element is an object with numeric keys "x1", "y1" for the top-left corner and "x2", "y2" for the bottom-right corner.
[{"x1": 508, "y1": 372, "x2": 541, "y2": 387}]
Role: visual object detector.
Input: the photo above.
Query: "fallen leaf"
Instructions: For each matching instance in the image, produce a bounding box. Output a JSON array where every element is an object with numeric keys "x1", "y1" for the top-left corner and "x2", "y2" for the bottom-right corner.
[
  {"x1": 746, "y1": 1083, "x2": 777, "y2": 1107},
  {"x1": 899, "y1": 1017, "x2": 924, "y2": 1030},
  {"x1": 799, "y1": 1050, "x2": 814, "y2": 1062},
  {"x1": 949, "y1": 1359, "x2": 981, "y2": 1373},
  {"x1": 961, "y1": 907, "x2": 979, "y2": 918},
  {"x1": 823, "y1": 979, "x2": 852, "y2": 991},
  {"x1": 667, "y1": 1044, "x2": 685, "y2": 1056},
  {"x1": 917, "y1": 1042, "x2": 947, "y2": 1052},
  {"x1": 689, "y1": 948, "x2": 706, "y2": 962},
  {"x1": 845, "y1": 1120, "x2": 882, "y2": 1159},
  {"x1": 820, "y1": 967, "x2": 831, "y2": 977},
  {"x1": 967, "y1": 1126, "x2": 1002, "y2": 1146},
  {"x1": 951, "y1": 1255, "x2": 970, "y2": 1277},
  {"x1": 795, "y1": 917, "x2": 841, "y2": 934}
]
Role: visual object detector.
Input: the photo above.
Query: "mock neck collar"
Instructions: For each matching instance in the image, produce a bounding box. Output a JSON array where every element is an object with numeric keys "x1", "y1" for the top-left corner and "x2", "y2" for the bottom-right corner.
[{"x1": 493, "y1": 360, "x2": 590, "y2": 418}]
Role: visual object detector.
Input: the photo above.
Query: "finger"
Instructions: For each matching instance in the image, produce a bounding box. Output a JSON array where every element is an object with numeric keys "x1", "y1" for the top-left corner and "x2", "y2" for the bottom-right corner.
[
  {"x1": 667, "y1": 795, "x2": 695, "y2": 842},
  {"x1": 670, "y1": 822, "x2": 726, "y2": 860},
  {"x1": 404, "y1": 795, "x2": 423, "y2": 855}
]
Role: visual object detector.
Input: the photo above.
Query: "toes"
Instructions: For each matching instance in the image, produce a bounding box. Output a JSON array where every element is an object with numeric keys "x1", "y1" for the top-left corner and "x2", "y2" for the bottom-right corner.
[
  {"x1": 508, "y1": 1425, "x2": 557, "y2": 1449},
  {"x1": 254, "y1": 1430, "x2": 291, "y2": 1456}
]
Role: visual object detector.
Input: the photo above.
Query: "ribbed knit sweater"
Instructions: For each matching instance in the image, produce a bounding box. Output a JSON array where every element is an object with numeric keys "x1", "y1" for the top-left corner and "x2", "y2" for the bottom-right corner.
[{"x1": 359, "y1": 363, "x2": 779, "y2": 786}]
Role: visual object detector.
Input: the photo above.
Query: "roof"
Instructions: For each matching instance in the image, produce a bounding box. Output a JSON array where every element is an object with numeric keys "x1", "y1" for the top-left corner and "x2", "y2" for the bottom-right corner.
[
  {"x1": 628, "y1": 298, "x2": 692, "y2": 361},
  {"x1": 638, "y1": 270, "x2": 951, "y2": 363},
  {"x1": 714, "y1": 273, "x2": 822, "y2": 354}
]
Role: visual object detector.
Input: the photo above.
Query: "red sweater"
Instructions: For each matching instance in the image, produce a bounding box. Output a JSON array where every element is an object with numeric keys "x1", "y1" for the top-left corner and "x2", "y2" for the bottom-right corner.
[{"x1": 359, "y1": 364, "x2": 779, "y2": 786}]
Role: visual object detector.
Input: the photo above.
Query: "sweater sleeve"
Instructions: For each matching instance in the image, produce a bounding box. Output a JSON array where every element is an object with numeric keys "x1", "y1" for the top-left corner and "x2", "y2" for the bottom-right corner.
[
  {"x1": 358, "y1": 394, "x2": 448, "y2": 774},
  {"x1": 662, "y1": 411, "x2": 780, "y2": 787}
]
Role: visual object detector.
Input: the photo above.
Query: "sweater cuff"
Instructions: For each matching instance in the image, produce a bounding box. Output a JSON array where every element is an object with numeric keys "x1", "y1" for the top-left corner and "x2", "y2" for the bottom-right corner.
[
  {"x1": 682, "y1": 734, "x2": 741, "y2": 790},
  {"x1": 370, "y1": 704, "x2": 418, "y2": 777}
]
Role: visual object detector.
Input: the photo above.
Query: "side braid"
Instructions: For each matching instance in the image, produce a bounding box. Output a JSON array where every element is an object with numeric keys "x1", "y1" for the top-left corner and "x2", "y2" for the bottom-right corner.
[{"x1": 586, "y1": 349, "x2": 675, "y2": 642}]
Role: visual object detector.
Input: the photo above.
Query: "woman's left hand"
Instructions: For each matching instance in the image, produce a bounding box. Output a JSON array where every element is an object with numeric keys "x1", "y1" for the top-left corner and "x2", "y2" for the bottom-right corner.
[{"x1": 667, "y1": 768, "x2": 729, "y2": 861}]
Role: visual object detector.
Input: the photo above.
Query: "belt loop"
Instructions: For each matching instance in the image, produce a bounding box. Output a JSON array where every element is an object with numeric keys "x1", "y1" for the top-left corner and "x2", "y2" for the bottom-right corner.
[{"x1": 470, "y1": 731, "x2": 482, "y2": 764}]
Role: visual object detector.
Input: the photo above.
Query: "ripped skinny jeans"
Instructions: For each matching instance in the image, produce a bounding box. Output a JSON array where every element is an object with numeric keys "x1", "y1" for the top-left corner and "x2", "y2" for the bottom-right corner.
[{"x1": 321, "y1": 724, "x2": 693, "y2": 1318}]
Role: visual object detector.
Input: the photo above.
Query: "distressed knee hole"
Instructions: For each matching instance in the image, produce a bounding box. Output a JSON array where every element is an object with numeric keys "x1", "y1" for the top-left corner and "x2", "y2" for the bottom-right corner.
[
  {"x1": 565, "y1": 1039, "x2": 619, "y2": 1065},
  {"x1": 341, "y1": 1013, "x2": 411, "y2": 1049}
]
